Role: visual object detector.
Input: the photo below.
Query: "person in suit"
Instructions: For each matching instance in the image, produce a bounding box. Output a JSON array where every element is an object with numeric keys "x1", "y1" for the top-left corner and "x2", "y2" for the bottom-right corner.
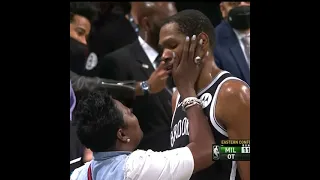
[
  {"x1": 97, "y1": 2, "x2": 177, "y2": 151},
  {"x1": 88, "y1": 2, "x2": 138, "y2": 61},
  {"x1": 214, "y1": 2, "x2": 250, "y2": 85}
]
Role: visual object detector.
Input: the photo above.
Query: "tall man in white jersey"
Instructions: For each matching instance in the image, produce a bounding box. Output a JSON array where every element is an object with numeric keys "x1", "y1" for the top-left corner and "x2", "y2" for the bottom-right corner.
[{"x1": 158, "y1": 10, "x2": 250, "y2": 180}]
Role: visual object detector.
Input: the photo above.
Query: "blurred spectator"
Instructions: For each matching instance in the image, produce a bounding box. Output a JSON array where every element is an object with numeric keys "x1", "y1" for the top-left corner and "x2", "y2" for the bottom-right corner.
[
  {"x1": 214, "y1": 2, "x2": 250, "y2": 85},
  {"x1": 97, "y1": 2, "x2": 177, "y2": 151},
  {"x1": 70, "y1": 2, "x2": 99, "y2": 173},
  {"x1": 88, "y1": 2, "x2": 138, "y2": 61},
  {"x1": 70, "y1": 2, "x2": 99, "y2": 77},
  {"x1": 126, "y1": 2, "x2": 139, "y2": 35},
  {"x1": 175, "y1": 2, "x2": 221, "y2": 27}
]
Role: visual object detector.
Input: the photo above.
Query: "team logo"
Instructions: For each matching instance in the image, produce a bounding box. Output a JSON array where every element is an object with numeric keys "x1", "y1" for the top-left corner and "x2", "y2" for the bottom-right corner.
[
  {"x1": 212, "y1": 145, "x2": 220, "y2": 160},
  {"x1": 200, "y1": 93, "x2": 212, "y2": 108},
  {"x1": 85, "y1": 52, "x2": 98, "y2": 70}
]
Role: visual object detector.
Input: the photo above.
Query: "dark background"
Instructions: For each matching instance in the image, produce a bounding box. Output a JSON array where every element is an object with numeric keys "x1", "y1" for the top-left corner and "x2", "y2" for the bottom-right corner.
[{"x1": 176, "y1": 2, "x2": 222, "y2": 27}]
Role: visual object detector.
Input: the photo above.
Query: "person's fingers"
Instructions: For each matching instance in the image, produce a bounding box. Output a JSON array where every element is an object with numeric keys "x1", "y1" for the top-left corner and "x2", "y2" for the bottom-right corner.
[
  {"x1": 188, "y1": 35, "x2": 197, "y2": 63},
  {"x1": 156, "y1": 61, "x2": 166, "y2": 72},
  {"x1": 164, "y1": 70, "x2": 172, "y2": 75},
  {"x1": 196, "y1": 50, "x2": 207, "y2": 72},
  {"x1": 160, "y1": 75, "x2": 169, "y2": 80},
  {"x1": 180, "y1": 36, "x2": 190, "y2": 66},
  {"x1": 158, "y1": 69, "x2": 172, "y2": 77},
  {"x1": 194, "y1": 36, "x2": 203, "y2": 63},
  {"x1": 164, "y1": 59, "x2": 174, "y2": 70},
  {"x1": 172, "y1": 51, "x2": 178, "y2": 70}
]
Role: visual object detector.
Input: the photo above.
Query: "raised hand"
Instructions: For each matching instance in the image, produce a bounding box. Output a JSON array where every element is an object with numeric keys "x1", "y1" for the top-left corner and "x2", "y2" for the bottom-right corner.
[
  {"x1": 148, "y1": 61, "x2": 172, "y2": 94},
  {"x1": 172, "y1": 35, "x2": 205, "y2": 98}
]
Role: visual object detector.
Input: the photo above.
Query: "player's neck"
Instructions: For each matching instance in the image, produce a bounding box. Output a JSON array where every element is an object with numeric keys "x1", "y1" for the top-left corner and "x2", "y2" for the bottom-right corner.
[
  {"x1": 114, "y1": 142, "x2": 135, "y2": 152},
  {"x1": 195, "y1": 56, "x2": 222, "y2": 94}
]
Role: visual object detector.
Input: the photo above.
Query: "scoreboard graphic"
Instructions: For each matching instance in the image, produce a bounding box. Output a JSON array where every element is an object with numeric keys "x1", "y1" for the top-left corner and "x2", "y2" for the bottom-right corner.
[{"x1": 212, "y1": 140, "x2": 250, "y2": 161}]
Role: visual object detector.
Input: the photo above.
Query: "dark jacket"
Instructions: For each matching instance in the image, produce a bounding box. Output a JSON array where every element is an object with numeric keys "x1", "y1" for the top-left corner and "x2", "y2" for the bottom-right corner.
[
  {"x1": 97, "y1": 40, "x2": 172, "y2": 151},
  {"x1": 214, "y1": 20, "x2": 250, "y2": 85}
]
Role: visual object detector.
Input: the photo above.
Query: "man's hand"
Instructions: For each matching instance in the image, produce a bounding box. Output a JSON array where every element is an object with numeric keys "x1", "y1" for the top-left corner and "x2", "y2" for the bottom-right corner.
[{"x1": 148, "y1": 61, "x2": 172, "y2": 94}]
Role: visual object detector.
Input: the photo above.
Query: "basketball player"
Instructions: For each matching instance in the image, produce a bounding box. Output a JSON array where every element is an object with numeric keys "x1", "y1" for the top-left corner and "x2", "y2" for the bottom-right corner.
[{"x1": 159, "y1": 10, "x2": 250, "y2": 180}]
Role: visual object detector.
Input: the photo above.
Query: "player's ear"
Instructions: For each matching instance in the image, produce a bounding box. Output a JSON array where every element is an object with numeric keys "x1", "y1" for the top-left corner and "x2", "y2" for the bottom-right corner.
[
  {"x1": 140, "y1": 17, "x2": 151, "y2": 32},
  {"x1": 117, "y1": 128, "x2": 129, "y2": 143},
  {"x1": 198, "y1": 32, "x2": 210, "y2": 55}
]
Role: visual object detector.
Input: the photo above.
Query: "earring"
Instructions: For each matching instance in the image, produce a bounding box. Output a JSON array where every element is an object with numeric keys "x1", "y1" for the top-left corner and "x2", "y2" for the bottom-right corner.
[
  {"x1": 206, "y1": 51, "x2": 209, "y2": 56},
  {"x1": 126, "y1": 139, "x2": 130, "y2": 143}
]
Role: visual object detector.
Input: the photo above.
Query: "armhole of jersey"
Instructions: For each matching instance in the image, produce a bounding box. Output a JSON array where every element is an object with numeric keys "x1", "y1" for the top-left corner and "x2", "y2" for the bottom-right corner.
[
  {"x1": 209, "y1": 77, "x2": 247, "y2": 137},
  {"x1": 171, "y1": 93, "x2": 180, "y2": 128},
  {"x1": 197, "y1": 71, "x2": 228, "y2": 95}
]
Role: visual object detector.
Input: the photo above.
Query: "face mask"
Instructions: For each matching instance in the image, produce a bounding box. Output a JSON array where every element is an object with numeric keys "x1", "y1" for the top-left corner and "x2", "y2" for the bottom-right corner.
[
  {"x1": 70, "y1": 37, "x2": 88, "y2": 75},
  {"x1": 228, "y1": 6, "x2": 250, "y2": 30}
]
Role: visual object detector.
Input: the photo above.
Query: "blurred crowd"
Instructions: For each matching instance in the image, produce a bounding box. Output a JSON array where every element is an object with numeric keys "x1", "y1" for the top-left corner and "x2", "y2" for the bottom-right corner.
[{"x1": 70, "y1": 1, "x2": 250, "y2": 179}]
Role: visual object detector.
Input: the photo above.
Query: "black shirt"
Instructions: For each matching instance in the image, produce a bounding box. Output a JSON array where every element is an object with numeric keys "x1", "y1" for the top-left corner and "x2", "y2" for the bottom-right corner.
[
  {"x1": 89, "y1": 13, "x2": 138, "y2": 60},
  {"x1": 170, "y1": 71, "x2": 241, "y2": 180}
]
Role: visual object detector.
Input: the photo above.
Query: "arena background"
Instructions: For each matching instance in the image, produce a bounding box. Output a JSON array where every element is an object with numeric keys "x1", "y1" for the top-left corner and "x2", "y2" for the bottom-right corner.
[{"x1": 175, "y1": 2, "x2": 222, "y2": 27}]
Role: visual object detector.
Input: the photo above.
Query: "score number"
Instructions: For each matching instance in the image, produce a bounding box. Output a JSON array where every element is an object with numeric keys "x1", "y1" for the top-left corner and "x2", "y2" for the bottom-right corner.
[{"x1": 241, "y1": 145, "x2": 250, "y2": 153}]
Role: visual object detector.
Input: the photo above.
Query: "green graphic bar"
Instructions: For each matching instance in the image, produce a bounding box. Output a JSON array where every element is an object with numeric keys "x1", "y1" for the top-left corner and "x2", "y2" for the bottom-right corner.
[
  {"x1": 219, "y1": 153, "x2": 250, "y2": 161},
  {"x1": 220, "y1": 146, "x2": 242, "y2": 153}
]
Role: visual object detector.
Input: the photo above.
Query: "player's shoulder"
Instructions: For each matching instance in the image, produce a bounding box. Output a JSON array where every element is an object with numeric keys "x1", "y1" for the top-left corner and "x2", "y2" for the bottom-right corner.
[
  {"x1": 215, "y1": 78, "x2": 250, "y2": 123},
  {"x1": 218, "y1": 78, "x2": 250, "y2": 105}
]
